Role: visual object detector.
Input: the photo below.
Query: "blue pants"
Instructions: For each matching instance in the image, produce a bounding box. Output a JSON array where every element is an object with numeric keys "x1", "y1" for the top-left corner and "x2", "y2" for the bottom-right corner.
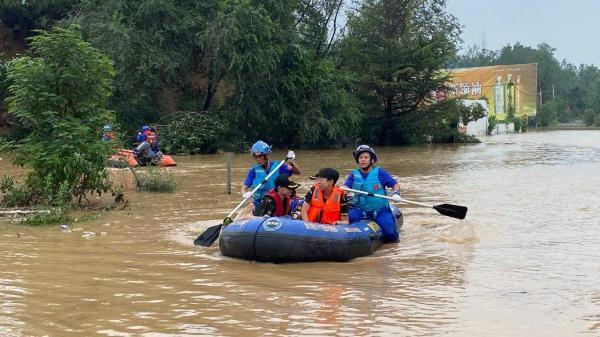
[{"x1": 348, "y1": 207, "x2": 399, "y2": 243}]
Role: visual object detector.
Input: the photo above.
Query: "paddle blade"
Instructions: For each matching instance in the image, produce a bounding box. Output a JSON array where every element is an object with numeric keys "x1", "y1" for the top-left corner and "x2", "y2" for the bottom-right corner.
[
  {"x1": 433, "y1": 204, "x2": 468, "y2": 219},
  {"x1": 194, "y1": 224, "x2": 223, "y2": 247}
]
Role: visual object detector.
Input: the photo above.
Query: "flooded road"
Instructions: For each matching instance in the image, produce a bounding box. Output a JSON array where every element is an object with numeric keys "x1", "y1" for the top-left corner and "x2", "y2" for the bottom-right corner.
[{"x1": 1, "y1": 130, "x2": 599, "y2": 336}]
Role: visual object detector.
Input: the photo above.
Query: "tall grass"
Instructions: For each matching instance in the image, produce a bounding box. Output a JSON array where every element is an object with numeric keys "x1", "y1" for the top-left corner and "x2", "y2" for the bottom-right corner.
[
  {"x1": 20, "y1": 208, "x2": 69, "y2": 226},
  {"x1": 134, "y1": 167, "x2": 178, "y2": 193}
]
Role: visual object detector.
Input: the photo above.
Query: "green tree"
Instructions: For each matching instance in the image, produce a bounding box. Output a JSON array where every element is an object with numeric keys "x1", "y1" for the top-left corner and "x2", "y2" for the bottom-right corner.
[
  {"x1": 159, "y1": 111, "x2": 229, "y2": 154},
  {"x1": 0, "y1": 0, "x2": 79, "y2": 47},
  {"x1": 201, "y1": 0, "x2": 361, "y2": 148},
  {"x1": 451, "y1": 45, "x2": 497, "y2": 68},
  {"x1": 537, "y1": 99, "x2": 566, "y2": 127},
  {"x1": 0, "y1": 58, "x2": 8, "y2": 116},
  {"x1": 198, "y1": 0, "x2": 284, "y2": 111},
  {"x1": 78, "y1": 0, "x2": 219, "y2": 129},
  {"x1": 5, "y1": 25, "x2": 115, "y2": 205},
  {"x1": 393, "y1": 99, "x2": 484, "y2": 143},
  {"x1": 339, "y1": 0, "x2": 461, "y2": 145},
  {"x1": 581, "y1": 66, "x2": 600, "y2": 116}
]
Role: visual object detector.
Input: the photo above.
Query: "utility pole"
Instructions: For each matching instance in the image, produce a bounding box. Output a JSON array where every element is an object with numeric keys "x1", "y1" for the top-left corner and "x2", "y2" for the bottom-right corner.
[{"x1": 552, "y1": 84, "x2": 555, "y2": 100}]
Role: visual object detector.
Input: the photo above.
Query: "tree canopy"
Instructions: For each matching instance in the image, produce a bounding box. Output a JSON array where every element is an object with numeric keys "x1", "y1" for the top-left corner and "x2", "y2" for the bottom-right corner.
[
  {"x1": 3, "y1": 0, "x2": 590, "y2": 152},
  {"x1": 5, "y1": 25, "x2": 115, "y2": 205}
]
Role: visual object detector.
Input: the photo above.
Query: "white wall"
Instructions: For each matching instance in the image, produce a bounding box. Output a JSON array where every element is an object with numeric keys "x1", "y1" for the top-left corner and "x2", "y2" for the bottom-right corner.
[
  {"x1": 490, "y1": 123, "x2": 515, "y2": 135},
  {"x1": 459, "y1": 99, "x2": 488, "y2": 137},
  {"x1": 466, "y1": 116, "x2": 489, "y2": 137}
]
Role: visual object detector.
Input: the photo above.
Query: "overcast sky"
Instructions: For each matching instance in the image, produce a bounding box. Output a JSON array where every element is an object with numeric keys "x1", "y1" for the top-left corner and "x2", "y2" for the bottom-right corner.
[{"x1": 446, "y1": 0, "x2": 600, "y2": 66}]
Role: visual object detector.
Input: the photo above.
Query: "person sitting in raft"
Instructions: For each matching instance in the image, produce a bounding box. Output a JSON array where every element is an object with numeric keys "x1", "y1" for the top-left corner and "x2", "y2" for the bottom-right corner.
[
  {"x1": 135, "y1": 125, "x2": 150, "y2": 145},
  {"x1": 102, "y1": 124, "x2": 115, "y2": 142},
  {"x1": 301, "y1": 168, "x2": 349, "y2": 225},
  {"x1": 145, "y1": 126, "x2": 160, "y2": 153},
  {"x1": 343, "y1": 145, "x2": 402, "y2": 243},
  {"x1": 241, "y1": 175, "x2": 301, "y2": 219},
  {"x1": 289, "y1": 189, "x2": 304, "y2": 217},
  {"x1": 133, "y1": 126, "x2": 161, "y2": 165},
  {"x1": 240, "y1": 140, "x2": 301, "y2": 207}
]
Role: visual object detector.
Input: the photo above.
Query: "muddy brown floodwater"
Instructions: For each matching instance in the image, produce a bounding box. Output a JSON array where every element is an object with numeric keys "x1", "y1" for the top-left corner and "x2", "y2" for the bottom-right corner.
[{"x1": 1, "y1": 130, "x2": 599, "y2": 336}]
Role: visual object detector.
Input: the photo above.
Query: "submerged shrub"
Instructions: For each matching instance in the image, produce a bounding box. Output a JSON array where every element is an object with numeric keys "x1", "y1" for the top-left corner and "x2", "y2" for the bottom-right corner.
[
  {"x1": 1, "y1": 175, "x2": 28, "y2": 207},
  {"x1": 5, "y1": 25, "x2": 116, "y2": 206},
  {"x1": 134, "y1": 167, "x2": 177, "y2": 193},
  {"x1": 20, "y1": 208, "x2": 69, "y2": 226}
]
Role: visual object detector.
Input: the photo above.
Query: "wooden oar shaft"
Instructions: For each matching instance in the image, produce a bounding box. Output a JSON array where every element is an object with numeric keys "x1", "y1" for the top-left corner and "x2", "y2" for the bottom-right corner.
[{"x1": 340, "y1": 186, "x2": 434, "y2": 208}]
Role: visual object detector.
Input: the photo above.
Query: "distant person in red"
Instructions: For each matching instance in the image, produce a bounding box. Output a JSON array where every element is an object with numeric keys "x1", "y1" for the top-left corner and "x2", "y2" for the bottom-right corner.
[{"x1": 237, "y1": 175, "x2": 301, "y2": 220}]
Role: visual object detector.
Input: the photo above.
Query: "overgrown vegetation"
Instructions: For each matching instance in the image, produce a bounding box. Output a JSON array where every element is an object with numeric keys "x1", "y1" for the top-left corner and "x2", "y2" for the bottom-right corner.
[
  {"x1": 3, "y1": 25, "x2": 115, "y2": 207},
  {"x1": 1, "y1": 175, "x2": 69, "y2": 225},
  {"x1": 487, "y1": 115, "x2": 497, "y2": 135},
  {"x1": 2, "y1": 0, "x2": 483, "y2": 150},
  {"x1": 20, "y1": 208, "x2": 70, "y2": 226},
  {"x1": 133, "y1": 167, "x2": 178, "y2": 193},
  {"x1": 1, "y1": 175, "x2": 30, "y2": 207},
  {"x1": 3, "y1": 1, "x2": 598, "y2": 148},
  {"x1": 159, "y1": 111, "x2": 229, "y2": 154},
  {"x1": 339, "y1": 0, "x2": 462, "y2": 145}
]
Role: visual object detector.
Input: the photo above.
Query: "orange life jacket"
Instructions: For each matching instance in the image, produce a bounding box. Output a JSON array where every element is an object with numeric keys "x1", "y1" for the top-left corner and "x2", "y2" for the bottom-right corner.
[
  {"x1": 266, "y1": 190, "x2": 290, "y2": 217},
  {"x1": 145, "y1": 130, "x2": 158, "y2": 145},
  {"x1": 307, "y1": 184, "x2": 343, "y2": 225},
  {"x1": 103, "y1": 131, "x2": 115, "y2": 140}
]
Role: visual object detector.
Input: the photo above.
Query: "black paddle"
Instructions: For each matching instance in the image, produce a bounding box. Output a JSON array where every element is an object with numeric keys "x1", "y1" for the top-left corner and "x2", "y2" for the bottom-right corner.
[
  {"x1": 194, "y1": 156, "x2": 291, "y2": 247},
  {"x1": 340, "y1": 186, "x2": 468, "y2": 220}
]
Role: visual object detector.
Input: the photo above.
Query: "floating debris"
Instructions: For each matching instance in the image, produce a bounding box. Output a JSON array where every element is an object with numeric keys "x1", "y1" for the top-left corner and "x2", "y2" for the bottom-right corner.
[{"x1": 82, "y1": 231, "x2": 96, "y2": 238}]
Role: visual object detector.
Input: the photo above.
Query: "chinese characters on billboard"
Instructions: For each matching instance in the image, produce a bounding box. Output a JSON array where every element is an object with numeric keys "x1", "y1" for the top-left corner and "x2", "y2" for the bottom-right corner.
[{"x1": 444, "y1": 64, "x2": 538, "y2": 121}]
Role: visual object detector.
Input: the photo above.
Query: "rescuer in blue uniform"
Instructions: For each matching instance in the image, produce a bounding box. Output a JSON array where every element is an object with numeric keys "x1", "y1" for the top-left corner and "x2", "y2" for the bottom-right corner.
[
  {"x1": 343, "y1": 145, "x2": 402, "y2": 242},
  {"x1": 241, "y1": 140, "x2": 301, "y2": 207}
]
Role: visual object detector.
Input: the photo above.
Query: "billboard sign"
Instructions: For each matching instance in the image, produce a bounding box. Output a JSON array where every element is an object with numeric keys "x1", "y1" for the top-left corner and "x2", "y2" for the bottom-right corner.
[{"x1": 445, "y1": 64, "x2": 538, "y2": 121}]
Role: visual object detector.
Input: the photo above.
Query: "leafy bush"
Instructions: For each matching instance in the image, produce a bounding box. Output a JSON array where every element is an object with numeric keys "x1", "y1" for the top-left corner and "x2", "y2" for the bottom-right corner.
[
  {"x1": 406, "y1": 99, "x2": 486, "y2": 144},
  {"x1": 20, "y1": 208, "x2": 69, "y2": 226},
  {"x1": 455, "y1": 134, "x2": 481, "y2": 143},
  {"x1": 4, "y1": 25, "x2": 116, "y2": 206},
  {"x1": 1, "y1": 175, "x2": 68, "y2": 225},
  {"x1": 584, "y1": 109, "x2": 598, "y2": 126},
  {"x1": 160, "y1": 111, "x2": 229, "y2": 154},
  {"x1": 1, "y1": 174, "x2": 73, "y2": 207},
  {"x1": 134, "y1": 167, "x2": 177, "y2": 193},
  {"x1": 507, "y1": 117, "x2": 523, "y2": 132},
  {"x1": 0, "y1": 59, "x2": 8, "y2": 103},
  {"x1": 1, "y1": 175, "x2": 31, "y2": 207},
  {"x1": 487, "y1": 115, "x2": 497, "y2": 135},
  {"x1": 537, "y1": 99, "x2": 567, "y2": 127},
  {"x1": 521, "y1": 115, "x2": 529, "y2": 132}
]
